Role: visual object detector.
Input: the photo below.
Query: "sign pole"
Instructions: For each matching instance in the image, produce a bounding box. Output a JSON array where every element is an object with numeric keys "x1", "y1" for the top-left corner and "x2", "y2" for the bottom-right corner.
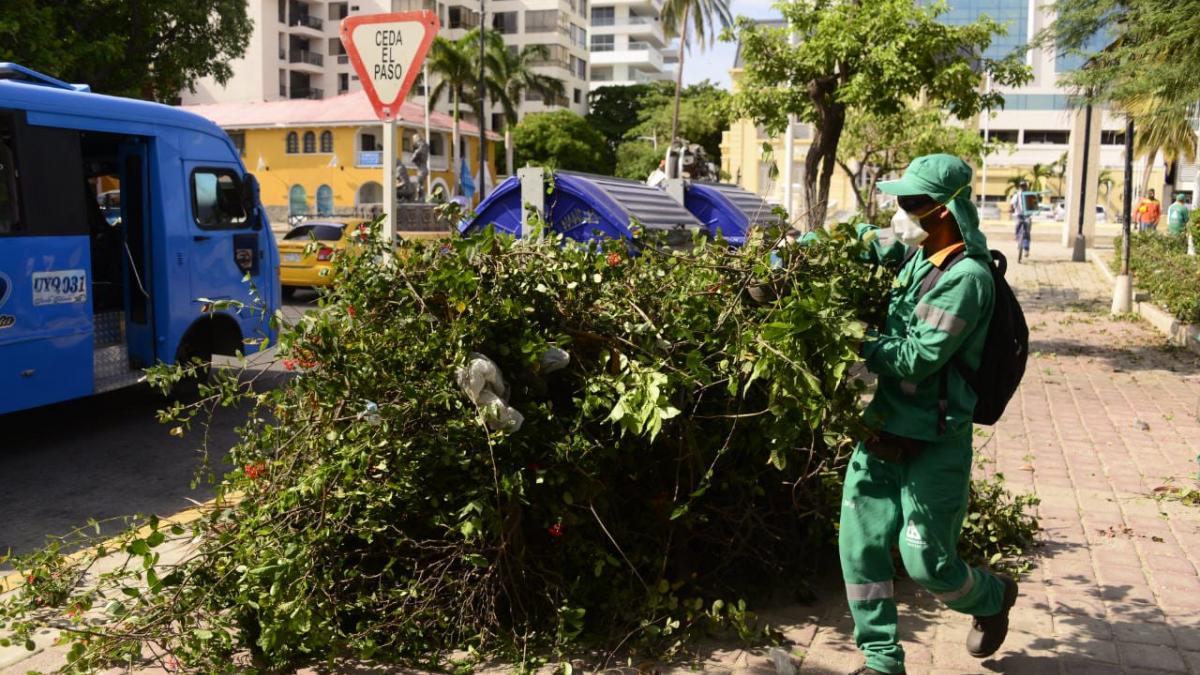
[
  {"x1": 424, "y1": 61, "x2": 432, "y2": 199},
  {"x1": 383, "y1": 119, "x2": 397, "y2": 245},
  {"x1": 340, "y1": 10, "x2": 441, "y2": 242}
]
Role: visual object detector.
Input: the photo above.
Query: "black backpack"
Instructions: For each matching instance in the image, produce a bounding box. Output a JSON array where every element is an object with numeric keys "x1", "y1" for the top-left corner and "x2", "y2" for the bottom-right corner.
[{"x1": 909, "y1": 248, "x2": 1029, "y2": 430}]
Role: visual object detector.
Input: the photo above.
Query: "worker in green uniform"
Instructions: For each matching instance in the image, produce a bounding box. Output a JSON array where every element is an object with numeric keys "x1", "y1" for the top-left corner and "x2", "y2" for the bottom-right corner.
[
  {"x1": 842, "y1": 154, "x2": 1019, "y2": 675},
  {"x1": 1168, "y1": 193, "x2": 1190, "y2": 236}
]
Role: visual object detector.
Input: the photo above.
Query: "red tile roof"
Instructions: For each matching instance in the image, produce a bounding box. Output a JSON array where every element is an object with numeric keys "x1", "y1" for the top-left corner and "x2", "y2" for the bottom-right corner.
[{"x1": 180, "y1": 90, "x2": 499, "y2": 139}]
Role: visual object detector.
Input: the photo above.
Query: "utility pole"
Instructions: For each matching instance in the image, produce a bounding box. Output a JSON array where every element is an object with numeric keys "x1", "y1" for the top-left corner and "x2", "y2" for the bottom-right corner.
[
  {"x1": 781, "y1": 25, "x2": 797, "y2": 223},
  {"x1": 1072, "y1": 101, "x2": 1093, "y2": 262},
  {"x1": 980, "y1": 72, "x2": 990, "y2": 209},
  {"x1": 478, "y1": 0, "x2": 487, "y2": 202},
  {"x1": 1112, "y1": 117, "x2": 1134, "y2": 314}
]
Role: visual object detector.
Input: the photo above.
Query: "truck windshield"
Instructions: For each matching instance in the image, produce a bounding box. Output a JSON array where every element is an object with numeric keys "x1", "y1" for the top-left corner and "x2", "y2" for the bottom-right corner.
[{"x1": 283, "y1": 223, "x2": 346, "y2": 241}]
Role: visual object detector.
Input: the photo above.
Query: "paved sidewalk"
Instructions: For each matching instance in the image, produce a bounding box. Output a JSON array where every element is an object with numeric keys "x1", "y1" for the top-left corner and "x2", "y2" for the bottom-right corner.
[
  {"x1": 721, "y1": 241, "x2": 1200, "y2": 675},
  {"x1": 7, "y1": 242, "x2": 1200, "y2": 675}
]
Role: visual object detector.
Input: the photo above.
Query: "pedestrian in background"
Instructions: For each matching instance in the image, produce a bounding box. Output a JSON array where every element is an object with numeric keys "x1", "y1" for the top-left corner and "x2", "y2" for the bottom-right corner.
[
  {"x1": 1136, "y1": 189, "x2": 1162, "y2": 231},
  {"x1": 1010, "y1": 180, "x2": 1032, "y2": 263},
  {"x1": 1167, "y1": 193, "x2": 1190, "y2": 236}
]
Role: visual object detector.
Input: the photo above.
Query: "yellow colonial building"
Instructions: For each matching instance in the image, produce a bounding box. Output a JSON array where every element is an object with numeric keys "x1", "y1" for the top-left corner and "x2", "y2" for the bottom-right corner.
[{"x1": 183, "y1": 91, "x2": 499, "y2": 223}]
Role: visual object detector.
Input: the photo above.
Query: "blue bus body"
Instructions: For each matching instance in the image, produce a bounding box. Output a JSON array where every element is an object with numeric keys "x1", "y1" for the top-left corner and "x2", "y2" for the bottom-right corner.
[{"x1": 0, "y1": 64, "x2": 279, "y2": 416}]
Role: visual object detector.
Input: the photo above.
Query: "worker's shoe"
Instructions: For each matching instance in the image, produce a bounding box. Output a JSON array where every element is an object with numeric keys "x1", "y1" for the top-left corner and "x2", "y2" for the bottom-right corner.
[
  {"x1": 849, "y1": 667, "x2": 904, "y2": 674},
  {"x1": 966, "y1": 574, "x2": 1020, "y2": 658}
]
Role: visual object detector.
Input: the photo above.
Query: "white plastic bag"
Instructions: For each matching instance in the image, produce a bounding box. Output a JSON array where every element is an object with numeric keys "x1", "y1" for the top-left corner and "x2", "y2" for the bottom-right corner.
[
  {"x1": 456, "y1": 352, "x2": 523, "y2": 432},
  {"x1": 538, "y1": 346, "x2": 570, "y2": 375}
]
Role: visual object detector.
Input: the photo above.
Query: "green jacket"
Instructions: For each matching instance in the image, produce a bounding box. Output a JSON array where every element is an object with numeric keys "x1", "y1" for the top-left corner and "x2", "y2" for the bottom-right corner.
[
  {"x1": 1168, "y1": 203, "x2": 1190, "y2": 235},
  {"x1": 855, "y1": 224, "x2": 995, "y2": 441}
]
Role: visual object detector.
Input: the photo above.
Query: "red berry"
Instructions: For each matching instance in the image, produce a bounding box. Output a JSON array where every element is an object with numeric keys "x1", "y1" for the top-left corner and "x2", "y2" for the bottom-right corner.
[
  {"x1": 606, "y1": 252, "x2": 621, "y2": 267},
  {"x1": 244, "y1": 462, "x2": 265, "y2": 480},
  {"x1": 282, "y1": 359, "x2": 296, "y2": 371},
  {"x1": 347, "y1": 306, "x2": 357, "y2": 317}
]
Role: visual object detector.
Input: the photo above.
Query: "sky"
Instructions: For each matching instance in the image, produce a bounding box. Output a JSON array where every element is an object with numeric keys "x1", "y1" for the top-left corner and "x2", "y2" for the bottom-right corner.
[{"x1": 680, "y1": 0, "x2": 782, "y2": 90}]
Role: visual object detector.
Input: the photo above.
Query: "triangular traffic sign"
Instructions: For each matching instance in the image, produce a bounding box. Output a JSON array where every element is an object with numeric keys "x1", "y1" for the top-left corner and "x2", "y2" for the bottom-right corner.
[{"x1": 340, "y1": 12, "x2": 440, "y2": 121}]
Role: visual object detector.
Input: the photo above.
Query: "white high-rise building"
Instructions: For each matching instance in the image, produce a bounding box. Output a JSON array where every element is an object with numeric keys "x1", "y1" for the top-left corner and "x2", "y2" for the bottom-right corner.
[
  {"x1": 586, "y1": 0, "x2": 674, "y2": 89},
  {"x1": 181, "y1": 0, "x2": 590, "y2": 120}
]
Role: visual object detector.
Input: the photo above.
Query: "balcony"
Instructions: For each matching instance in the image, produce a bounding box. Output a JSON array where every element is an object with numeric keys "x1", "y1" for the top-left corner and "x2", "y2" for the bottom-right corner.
[
  {"x1": 337, "y1": 54, "x2": 349, "y2": 65},
  {"x1": 289, "y1": 49, "x2": 325, "y2": 72},
  {"x1": 293, "y1": 14, "x2": 323, "y2": 30},
  {"x1": 290, "y1": 87, "x2": 324, "y2": 99},
  {"x1": 589, "y1": 47, "x2": 664, "y2": 70}
]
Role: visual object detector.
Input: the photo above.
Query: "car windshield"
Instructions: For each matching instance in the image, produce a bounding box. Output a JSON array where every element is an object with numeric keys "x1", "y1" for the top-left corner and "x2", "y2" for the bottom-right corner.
[{"x1": 284, "y1": 223, "x2": 346, "y2": 241}]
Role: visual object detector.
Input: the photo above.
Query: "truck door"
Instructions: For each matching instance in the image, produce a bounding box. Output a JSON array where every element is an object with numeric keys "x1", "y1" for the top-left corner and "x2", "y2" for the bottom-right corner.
[
  {"x1": 183, "y1": 164, "x2": 269, "y2": 353},
  {"x1": 117, "y1": 140, "x2": 155, "y2": 368}
]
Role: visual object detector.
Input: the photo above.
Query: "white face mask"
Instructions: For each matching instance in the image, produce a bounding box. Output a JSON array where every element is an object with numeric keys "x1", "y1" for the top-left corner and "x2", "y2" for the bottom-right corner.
[{"x1": 891, "y1": 208, "x2": 929, "y2": 247}]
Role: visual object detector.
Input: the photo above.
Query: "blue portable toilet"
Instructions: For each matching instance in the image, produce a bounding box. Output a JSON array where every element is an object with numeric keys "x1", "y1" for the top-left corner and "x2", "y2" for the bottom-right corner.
[
  {"x1": 462, "y1": 169, "x2": 703, "y2": 242},
  {"x1": 675, "y1": 181, "x2": 784, "y2": 246}
]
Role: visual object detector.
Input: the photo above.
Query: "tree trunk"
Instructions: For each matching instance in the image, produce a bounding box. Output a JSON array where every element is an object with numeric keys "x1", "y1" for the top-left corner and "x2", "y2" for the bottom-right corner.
[
  {"x1": 803, "y1": 90, "x2": 846, "y2": 231},
  {"x1": 837, "y1": 159, "x2": 868, "y2": 215},
  {"x1": 1139, "y1": 151, "x2": 1155, "y2": 198},
  {"x1": 452, "y1": 87, "x2": 461, "y2": 196},
  {"x1": 505, "y1": 127, "x2": 514, "y2": 176},
  {"x1": 668, "y1": 5, "x2": 690, "y2": 176},
  {"x1": 1163, "y1": 159, "x2": 1178, "y2": 203}
]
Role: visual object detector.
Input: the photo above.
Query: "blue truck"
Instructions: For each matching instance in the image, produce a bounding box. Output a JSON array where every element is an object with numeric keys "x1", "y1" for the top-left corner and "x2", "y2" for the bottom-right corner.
[{"x1": 0, "y1": 64, "x2": 279, "y2": 416}]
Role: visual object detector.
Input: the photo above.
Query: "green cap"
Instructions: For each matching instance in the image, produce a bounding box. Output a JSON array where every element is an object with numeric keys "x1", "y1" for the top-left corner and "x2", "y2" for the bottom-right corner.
[
  {"x1": 878, "y1": 153, "x2": 989, "y2": 257},
  {"x1": 1177, "y1": 193, "x2": 1187, "y2": 201}
]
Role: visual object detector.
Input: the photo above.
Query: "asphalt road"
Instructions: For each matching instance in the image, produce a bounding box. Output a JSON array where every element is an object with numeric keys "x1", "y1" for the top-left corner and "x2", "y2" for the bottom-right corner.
[{"x1": 0, "y1": 294, "x2": 316, "y2": 570}]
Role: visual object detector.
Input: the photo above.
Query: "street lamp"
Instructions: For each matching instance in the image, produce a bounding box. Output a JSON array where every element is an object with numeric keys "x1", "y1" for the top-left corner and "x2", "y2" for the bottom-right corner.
[{"x1": 637, "y1": 135, "x2": 658, "y2": 150}]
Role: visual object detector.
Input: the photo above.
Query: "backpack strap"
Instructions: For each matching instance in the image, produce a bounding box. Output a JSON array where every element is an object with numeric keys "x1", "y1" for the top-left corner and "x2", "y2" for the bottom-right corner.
[{"x1": 921, "y1": 248, "x2": 970, "y2": 436}]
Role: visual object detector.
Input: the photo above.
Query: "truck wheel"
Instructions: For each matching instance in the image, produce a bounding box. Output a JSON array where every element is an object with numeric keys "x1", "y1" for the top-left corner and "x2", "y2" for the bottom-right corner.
[
  {"x1": 282, "y1": 285, "x2": 297, "y2": 300},
  {"x1": 171, "y1": 340, "x2": 212, "y2": 399}
]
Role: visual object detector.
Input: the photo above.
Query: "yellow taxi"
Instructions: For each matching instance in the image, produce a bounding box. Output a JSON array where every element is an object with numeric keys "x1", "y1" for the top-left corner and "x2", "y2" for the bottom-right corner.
[{"x1": 277, "y1": 219, "x2": 369, "y2": 298}]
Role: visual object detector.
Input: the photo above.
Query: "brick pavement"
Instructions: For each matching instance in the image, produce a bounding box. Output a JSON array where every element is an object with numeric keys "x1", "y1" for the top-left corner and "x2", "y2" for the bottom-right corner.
[
  {"x1": 675, "y1": 241, "x2": 1200, "y2": 675},
  {"x1": 6, "y1": 241, "x2": 1200, "y2": 675}
]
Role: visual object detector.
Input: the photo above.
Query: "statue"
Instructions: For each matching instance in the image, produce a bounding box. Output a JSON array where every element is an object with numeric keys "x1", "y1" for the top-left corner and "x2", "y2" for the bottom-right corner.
[
  {"x1": 410, "y1": 133, "x2": 430, "y2": 201},
  {"x1": 395, "y1": 160, "x2": 418, "y2": 203}
]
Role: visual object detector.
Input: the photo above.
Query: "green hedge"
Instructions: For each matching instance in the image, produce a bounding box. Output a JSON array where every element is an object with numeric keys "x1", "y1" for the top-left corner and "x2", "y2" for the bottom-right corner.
[
  {"x1": 0, "y1": 222, "x2": 1039, "y2": 672},
  {"x1": 1113, "y1": 232, "x2": 1200, "y2": 324}
]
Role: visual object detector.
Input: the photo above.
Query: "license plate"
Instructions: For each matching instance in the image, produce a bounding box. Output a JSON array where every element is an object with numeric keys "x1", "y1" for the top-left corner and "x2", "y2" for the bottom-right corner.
[{"x1": 284, "y1": 253, "x2": 302, "y2": 263}]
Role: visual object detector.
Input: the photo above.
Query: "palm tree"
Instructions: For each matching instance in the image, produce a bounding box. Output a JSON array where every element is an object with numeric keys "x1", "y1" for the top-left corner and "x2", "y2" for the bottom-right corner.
[
  {"x1": 1120, "y1": 95, "x2": 1198, "y2": 198},
  {"x1": 427, "y1": 31, "x2": 479, "y2": 194},
  {"x1": 1097, "y1": 168, "x2": 1115, "y2": 215},
  {"x1": 1029, "y1": 163, "x2": 1054, "y2": 194},
  {"x1": 1005, "y1": 173, "x2": 1031, "y2": 198},
  {"x1": 482, "y1": 32, "x2": 566, "y2": 176},
  {"x1": 660, "y1": 0, "x2": 731, "y2": 166}
]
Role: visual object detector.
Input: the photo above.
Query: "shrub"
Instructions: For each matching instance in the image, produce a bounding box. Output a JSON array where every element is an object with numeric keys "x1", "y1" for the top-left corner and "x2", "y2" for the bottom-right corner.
[
  {"x1": 0, "y1": 223, "x2": 1039, "y2": 671},
  {"x1": 1113, "y1": 232, "x2": 1200, "y2": 324}
]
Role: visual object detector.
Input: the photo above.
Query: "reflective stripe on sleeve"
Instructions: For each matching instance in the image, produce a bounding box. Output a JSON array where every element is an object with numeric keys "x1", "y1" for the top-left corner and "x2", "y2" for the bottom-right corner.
[
  {"x1": 845, "y1": 580, "x2": 895, "y2": 602},
  {"x1": 915, "y1": 302, "x2": 967, "y2": 336},
  {"x1": 933, "y1": 565, "x2": 975, "y2": 603}
]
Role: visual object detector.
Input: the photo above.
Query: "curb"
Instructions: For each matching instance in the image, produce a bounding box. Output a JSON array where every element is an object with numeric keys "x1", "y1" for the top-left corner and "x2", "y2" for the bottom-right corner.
[
  {"x1": 0, "y1": 494, "x2": 234, "y2": 594},
  {"x1": 1089, "y1": 250, "x2": 1200, "y2": 357}
]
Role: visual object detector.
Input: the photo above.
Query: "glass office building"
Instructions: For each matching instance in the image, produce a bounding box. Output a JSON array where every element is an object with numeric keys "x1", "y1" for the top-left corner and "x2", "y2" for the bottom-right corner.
[{"x1": 937, "y1": 0, "x2": 1030, "y2": 61}]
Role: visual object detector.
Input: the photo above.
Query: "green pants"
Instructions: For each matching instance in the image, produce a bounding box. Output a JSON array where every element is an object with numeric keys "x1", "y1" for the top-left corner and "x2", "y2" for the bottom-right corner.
[{"x1": 838, "y1": 436, "x2": 1006, "y2": 674}]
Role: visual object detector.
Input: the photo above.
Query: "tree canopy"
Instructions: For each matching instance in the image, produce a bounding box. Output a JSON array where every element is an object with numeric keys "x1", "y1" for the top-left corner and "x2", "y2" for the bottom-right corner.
[
  {"x1": 0, "y1": 0, "x2": 252, "y2": 101},
  {"x1": 1040, "y1": 0, "x2": 1200, "y2": 105},
  {"x1": 511, "y1": 110, "x2": 609, "y2": 174},
  {"x1": 838, "y1": 105, "x2": 991, "y2": 220},
  {"x1": 590, "y1": 82, "x2": 732, "y2": 180},
  {"x1": 729, "y1": 0, "x2": 1029, "y2": 229}
]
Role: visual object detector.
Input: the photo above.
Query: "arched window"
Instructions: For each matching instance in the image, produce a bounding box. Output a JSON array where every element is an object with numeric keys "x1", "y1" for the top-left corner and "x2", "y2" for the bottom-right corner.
[
  {"x1": 289, "y1": 185, "x2": 308, "y2": 216},
  {"x1": 319, "y1": 130, "x2": 334, "y2": 153},
  {"x1": 357, "y1": 181, "x2": 383, "y2": 206},
  {"x1": 316, "y1": 185, "x2": 333, "y2": 215},
  {"x1": 286, "y1": 131, "x2": 299, "y2": 154},
  {"x1": 303, "y1": 131, "x2": 316, "y2": 153}
]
